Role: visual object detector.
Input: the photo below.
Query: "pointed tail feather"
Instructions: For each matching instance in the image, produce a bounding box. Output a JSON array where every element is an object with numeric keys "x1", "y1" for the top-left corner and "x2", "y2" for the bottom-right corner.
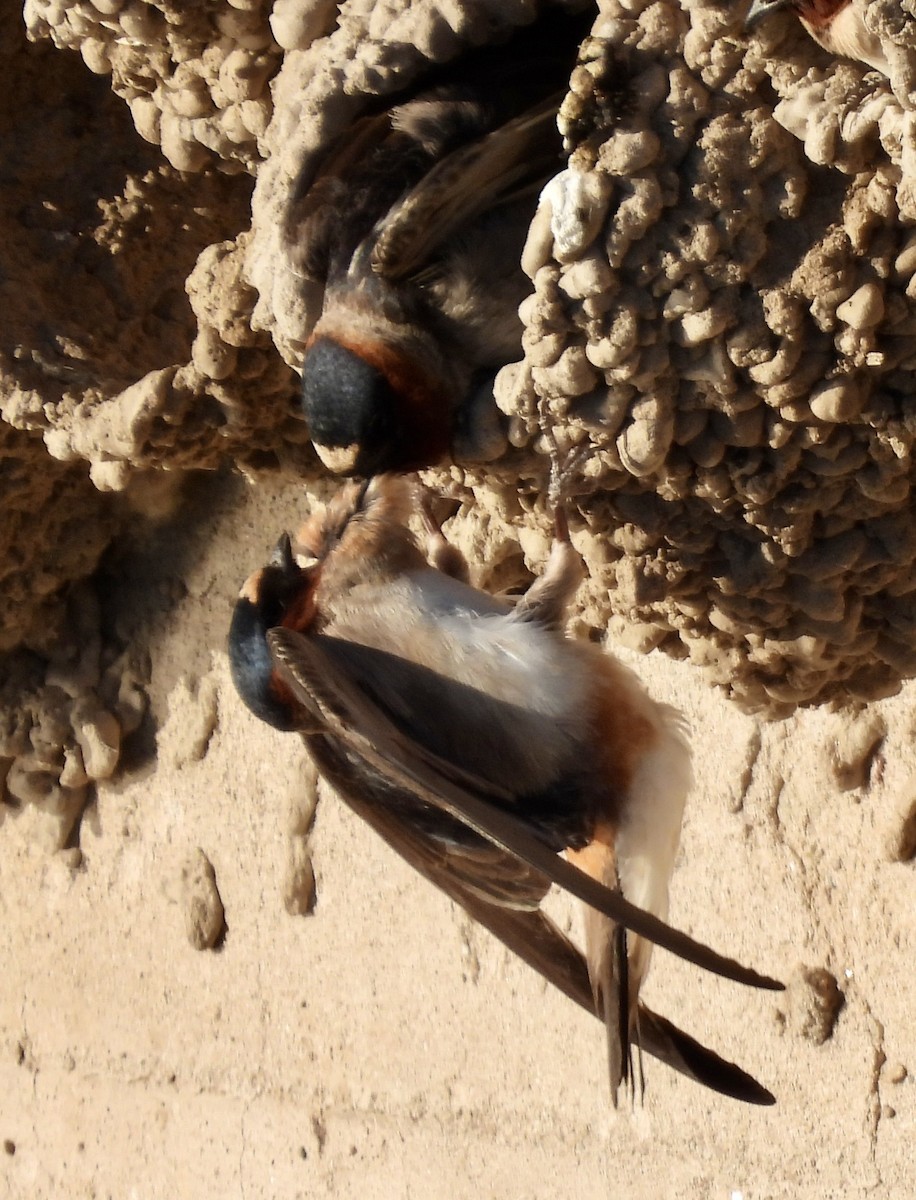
[
  {"x1": 569, "y1": 838, "x2": 631, "y2": 1101},
  {"x1": 458, "y1": 896, "x2": 776, "y2": 1106},
  {"x1": 300, "y1": 723, "x2": 776, "y2": 1104}
]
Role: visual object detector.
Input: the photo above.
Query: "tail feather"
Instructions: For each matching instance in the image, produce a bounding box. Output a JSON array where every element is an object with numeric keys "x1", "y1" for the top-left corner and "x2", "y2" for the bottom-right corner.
[{"x1": 569, "y1": 838, "x2": 633, "y2": 1102}]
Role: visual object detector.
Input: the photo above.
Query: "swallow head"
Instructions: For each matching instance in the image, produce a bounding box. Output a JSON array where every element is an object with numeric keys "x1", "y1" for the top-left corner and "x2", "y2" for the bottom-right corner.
[
  {"x1": 301, "y1": 334, "x2": 451, "y2": 476},
  {"x1": 302, "y1": 337, "x2": 402, "y2": 475},
  {"x1": 229, "y1": 533, "x2": 314, "y2": 731}
]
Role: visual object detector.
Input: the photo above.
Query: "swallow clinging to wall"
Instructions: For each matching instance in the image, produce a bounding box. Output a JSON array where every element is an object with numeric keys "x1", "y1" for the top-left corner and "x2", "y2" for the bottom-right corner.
[
  {"x1": 229, "y1": 473, "x2": 782, "y2": 1103},
  {"x1": 284, "y1": 6, "x2": 596, "y2": 476},
  {"x1": 746, "y1": 0, "x2": 891, "y2": 76}
]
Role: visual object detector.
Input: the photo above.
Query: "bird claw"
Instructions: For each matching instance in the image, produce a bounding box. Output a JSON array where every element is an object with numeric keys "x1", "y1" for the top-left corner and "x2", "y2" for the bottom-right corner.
[
  {"x1": 539, "y1": 400, "x2": 588, "y2": 542},
  {"x1": 417, "y1": 487, "x2": 469, "y2": 582}
]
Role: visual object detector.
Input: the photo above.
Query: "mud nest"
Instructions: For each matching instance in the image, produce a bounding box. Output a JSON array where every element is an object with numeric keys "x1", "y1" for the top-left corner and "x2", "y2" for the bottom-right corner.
[{"x1": 4, "y1": 0, "x2": 916, "y2": 719}]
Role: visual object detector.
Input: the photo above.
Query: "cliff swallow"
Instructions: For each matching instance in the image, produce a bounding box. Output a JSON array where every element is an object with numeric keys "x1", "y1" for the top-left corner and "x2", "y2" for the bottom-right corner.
[
  {"x1": 285, "y1": 7, "x2": 594, "y2": 475},
  {"x1": 746, "y1": 0, "x2": 891, "y2": 75},
  {"x1": 229, "y1": 476, "x2": 782, "y2": 1103}
]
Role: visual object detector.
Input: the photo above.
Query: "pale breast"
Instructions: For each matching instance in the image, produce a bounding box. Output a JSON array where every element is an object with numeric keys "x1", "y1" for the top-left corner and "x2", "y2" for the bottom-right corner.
[{"x1": 322, "y1": 567, "x2": 594, "y2": 797}]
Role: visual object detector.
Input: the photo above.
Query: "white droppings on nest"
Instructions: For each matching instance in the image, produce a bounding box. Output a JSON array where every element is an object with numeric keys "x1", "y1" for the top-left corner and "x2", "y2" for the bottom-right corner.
[{"x1": 538, "y1": 169, "x2": 615, "y2": 263}]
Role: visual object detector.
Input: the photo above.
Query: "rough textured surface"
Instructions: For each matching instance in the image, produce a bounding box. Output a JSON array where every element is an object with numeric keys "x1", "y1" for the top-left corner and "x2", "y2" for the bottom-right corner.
[
  {"x1": 778, "y1": 965, "x2": 846, "y2": 1045},
  {"x1": 9, "y1": 0, "x2": 314, "y2": 505},
  {"x1": 2, "y1": 6, "x2": 295, "y2": 484},
  {"x1": 181, "y1": 847, "x2": 227, "y2": 950},
  {"x1": 505, "y1": 2, "x2": 916, "y2": 714},
  {"x1": 0, "y1": 6, "x2": 308, "y2": 840},
  {"x1": 0, "y1": 422, "x2": 114, "y2": 654},
  {"x1": 5, "y1": 0, "x2": 916, "y2": 711},
  {"x1": 3, "y1": 0, "x2": 916, "y2": 1194},
  {"x1": 24, "y1": 0, "x2": 290, "y2": 173}
]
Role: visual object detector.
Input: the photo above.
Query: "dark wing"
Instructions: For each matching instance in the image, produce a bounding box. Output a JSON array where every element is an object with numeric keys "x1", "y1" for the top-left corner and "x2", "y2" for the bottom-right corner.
[
  {"x1": 283, "y1": 112, "x2": 430, "y2": 283},
  {"x1": 637, "y1": 1009, "x2": 776, "y2": 1106},
  {"x1": 283, "y1": 6, "x2": 593, "y2": 284},
  {"x1": 307, "y1": 730, "x2": 550, "y2": 912},
  {"x1": 370, "y1": 95, "x2": 565, "y2": 282},
  {"x1": 267, "y1": 627, "x2": 784, "y2": 992},
  {"x1": 305, "y1": 730, "x2": 776, "y2": 1105},
  {"x1": 285, "y1": 93, "x2": 564, "y2": 287}
]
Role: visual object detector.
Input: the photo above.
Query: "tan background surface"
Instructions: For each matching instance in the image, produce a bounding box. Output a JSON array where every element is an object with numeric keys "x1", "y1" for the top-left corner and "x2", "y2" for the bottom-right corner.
[{"x1": 3, "y1": 0, "x2": 916, "y2": 1194}]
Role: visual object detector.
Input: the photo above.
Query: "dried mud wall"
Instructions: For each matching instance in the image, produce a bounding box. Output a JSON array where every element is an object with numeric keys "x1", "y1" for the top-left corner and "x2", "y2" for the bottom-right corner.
[
  {"x1": 2, "y1": 0, "x2": 916, "y2": 825},
  {"x1": 2, "y1": 4, "x2": 916, "y2": 1197},
  {"x1": 8, "y1": 0, "x2": 916, "y2": 692},
  {"x1": 505, "y1": 0, "x2": 916, "y2": 715}
]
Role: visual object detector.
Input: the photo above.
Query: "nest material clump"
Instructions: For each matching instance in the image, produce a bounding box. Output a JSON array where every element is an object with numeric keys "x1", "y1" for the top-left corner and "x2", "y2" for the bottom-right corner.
[
  {"x1": 497, "y1": 0, "x2": 916, "y2": 713},
  {"x1": 6, "y1": 0, "x2": 916, "y2": 718}
]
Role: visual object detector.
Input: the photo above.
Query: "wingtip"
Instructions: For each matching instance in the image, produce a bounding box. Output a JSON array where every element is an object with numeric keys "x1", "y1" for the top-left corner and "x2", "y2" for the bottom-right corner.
[
  {"x1": 757, "y1": 972, "x2": 786, "y2": 993},
  {"x1": 639, "y1": 1007, "x2": 778, "y2": 1106}
]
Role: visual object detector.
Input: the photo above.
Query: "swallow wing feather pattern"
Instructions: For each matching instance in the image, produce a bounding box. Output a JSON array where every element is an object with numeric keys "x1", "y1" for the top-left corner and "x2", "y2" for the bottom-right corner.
[
  {"x1": 230, "y1": 476, "x2": 783, "y2": 1103},
  {"x1": 265, "y1": 628, "x2": 776, "y2": 1107},
  {"x1": 284, "y1": 7, "x2": 597, "y2": 475},
  {"x1": 266, "y1": 627, "x2": 781, "y2": 992}
]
